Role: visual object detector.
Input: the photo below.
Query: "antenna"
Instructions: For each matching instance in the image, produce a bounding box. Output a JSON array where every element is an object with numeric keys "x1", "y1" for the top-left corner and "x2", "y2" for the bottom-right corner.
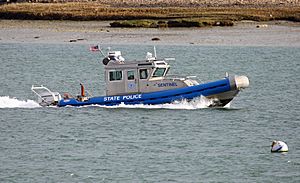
[{"x1": 153, "y1": 46, "x2": 157, "y2": 59}]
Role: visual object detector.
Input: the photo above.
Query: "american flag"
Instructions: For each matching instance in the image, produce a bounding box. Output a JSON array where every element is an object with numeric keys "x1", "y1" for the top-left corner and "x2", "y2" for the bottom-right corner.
[{"x1": 89, "y1": 45, "x2": 100, "y2": 52}]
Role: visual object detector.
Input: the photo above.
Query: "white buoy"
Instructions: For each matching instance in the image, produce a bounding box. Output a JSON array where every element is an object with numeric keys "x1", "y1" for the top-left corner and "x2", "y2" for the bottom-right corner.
[{"x1": 271, "y1": 140, "x2": 288, "y2": 153}]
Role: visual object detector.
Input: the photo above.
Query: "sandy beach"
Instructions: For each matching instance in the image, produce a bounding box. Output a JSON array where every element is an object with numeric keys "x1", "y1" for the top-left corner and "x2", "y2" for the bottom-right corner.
[{"x1": 0, "y1": 20, "x2": 300, "y2": 47}]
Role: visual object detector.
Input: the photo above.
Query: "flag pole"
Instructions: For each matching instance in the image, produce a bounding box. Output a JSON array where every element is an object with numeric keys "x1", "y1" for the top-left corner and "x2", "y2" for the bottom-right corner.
[{"x1": 98, "y1": 45, "x2": 106, "y2": 57}]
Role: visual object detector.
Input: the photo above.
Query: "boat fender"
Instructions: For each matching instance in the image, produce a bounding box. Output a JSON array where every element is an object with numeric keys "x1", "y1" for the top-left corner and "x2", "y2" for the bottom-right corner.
[
  {"x1": 271, "y1": 140, "x2": 288, "y2": 153},
  {"x1": 235, "y1": 75, "x2": 249, "y2": 89},
  {"x1": 103, "y1": 57, "x2": 110, "y2": 65}
]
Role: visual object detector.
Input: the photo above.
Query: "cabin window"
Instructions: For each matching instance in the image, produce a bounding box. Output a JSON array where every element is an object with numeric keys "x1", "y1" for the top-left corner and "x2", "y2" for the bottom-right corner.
[
  {"x1": 139, "y1": 69, "x2": 148, "y2": 79},
  {"x1": 153, "y1": 68, "x2": 166, "y2": 77},
  {"x1": 127, "y1": 71, "x2": 135, "y2": 80},
  {"x1": 109, "y1": 71, "x2": 122, "y2": 81}
]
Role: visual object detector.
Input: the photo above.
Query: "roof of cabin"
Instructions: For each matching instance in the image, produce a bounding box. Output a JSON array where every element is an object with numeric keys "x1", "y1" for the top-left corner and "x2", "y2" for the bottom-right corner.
[{"x1": 104, "y1": 59, "x2": 169, "y2": 69}]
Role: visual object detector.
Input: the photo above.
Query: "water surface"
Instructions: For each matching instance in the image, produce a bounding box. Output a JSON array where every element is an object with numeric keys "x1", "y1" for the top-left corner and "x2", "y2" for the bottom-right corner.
[{"x1": 0, "y1": 43, "x2": 299, "y2": 182}]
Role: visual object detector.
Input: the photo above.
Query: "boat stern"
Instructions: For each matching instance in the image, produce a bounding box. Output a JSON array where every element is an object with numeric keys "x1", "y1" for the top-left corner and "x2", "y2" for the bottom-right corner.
[{"x1": 31, "y1": 85, "x2": 61, "y2": 106}]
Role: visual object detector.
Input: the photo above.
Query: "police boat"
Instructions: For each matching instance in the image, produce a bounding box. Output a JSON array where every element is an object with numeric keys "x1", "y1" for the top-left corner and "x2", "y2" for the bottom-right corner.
[{"x1": 31, "y1": 48, "x2": 249, "y2": 107}]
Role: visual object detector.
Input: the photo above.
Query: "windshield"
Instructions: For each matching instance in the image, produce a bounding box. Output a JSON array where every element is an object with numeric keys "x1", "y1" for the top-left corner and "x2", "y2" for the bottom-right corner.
[{"x1": 153, "y1": 68, "x2": 166, "y2": 77}]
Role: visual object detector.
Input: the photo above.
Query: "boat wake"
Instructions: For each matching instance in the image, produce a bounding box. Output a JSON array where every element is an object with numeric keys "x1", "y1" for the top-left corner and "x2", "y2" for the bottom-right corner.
[
  {"x1": 102, "y1": 96, "x2": 226, "y2": 110},
  {"x1": 0, "y1": 96, "x2": 230, "y2": 110},
  {"x1": 0, "y1": 96, "x2": 41, "y2": 109}
]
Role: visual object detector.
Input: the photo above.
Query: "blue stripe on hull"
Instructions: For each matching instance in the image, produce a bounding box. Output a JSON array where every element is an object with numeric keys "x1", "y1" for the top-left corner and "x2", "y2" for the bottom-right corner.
[{"x1": 58, "y1": 78, "x2": 232, "y2": 107}]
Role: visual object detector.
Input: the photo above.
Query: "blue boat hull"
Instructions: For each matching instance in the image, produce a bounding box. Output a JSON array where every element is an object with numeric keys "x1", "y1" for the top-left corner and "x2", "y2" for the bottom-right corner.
[{"x1": 58, "y1": 77, "x2": 237, "y2": 107}]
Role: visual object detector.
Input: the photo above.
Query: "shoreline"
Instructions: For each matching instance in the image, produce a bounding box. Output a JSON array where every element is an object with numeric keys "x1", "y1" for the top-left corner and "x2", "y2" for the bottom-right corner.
[
  {"x1": 0, "y1": 19, "x2": 299, "y2": 47},
  {"x1": 0, "y1": 3, "x2": 299, "y2": 23}
]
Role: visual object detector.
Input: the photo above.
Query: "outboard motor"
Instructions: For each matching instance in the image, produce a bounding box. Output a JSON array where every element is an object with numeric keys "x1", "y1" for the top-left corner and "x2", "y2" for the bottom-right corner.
[{"x1": 31, "y1": 85, "x2": 61, "y2": 106}]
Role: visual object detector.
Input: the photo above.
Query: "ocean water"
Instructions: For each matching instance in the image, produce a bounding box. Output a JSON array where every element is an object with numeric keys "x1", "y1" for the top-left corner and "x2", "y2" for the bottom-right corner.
[{"x1": 0, "y1": 43, "x2": 299, "y2": 182}]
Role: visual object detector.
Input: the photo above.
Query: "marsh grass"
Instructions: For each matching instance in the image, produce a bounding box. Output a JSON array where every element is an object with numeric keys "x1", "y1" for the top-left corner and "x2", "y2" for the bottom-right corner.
[
  {"x1": 109, "y1": 18, "x2": 234, "y2": 28},
  {"x1": 0, "y1": 3, "x2": 299, "y2": 23}
]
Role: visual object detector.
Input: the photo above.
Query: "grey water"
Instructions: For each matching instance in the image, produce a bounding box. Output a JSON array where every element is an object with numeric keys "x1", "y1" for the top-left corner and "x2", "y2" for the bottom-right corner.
[{"x1": 0, "y1": 43, "x2": 299, "y2": 182}]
